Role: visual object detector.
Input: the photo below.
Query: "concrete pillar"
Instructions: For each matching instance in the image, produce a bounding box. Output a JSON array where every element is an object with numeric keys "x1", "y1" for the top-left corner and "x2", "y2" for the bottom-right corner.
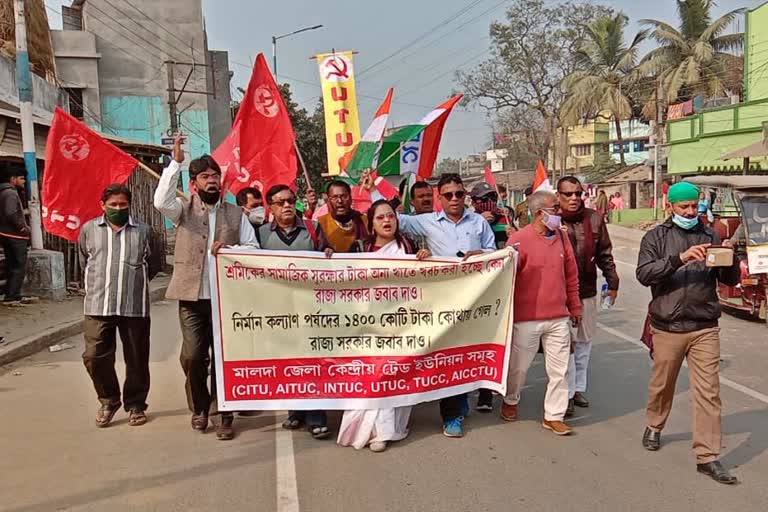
[{"x1": 22, "y1": 249, "x2": 67, "y2": 301}]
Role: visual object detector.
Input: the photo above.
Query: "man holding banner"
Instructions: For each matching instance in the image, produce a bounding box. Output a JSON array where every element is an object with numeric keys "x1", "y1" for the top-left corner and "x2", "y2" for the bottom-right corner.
[{"x1": 154, "y1": 136, "x2": 258, "y2": 441}]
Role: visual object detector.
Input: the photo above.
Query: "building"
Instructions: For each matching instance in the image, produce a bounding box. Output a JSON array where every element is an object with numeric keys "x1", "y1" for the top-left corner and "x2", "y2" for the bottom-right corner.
[
  {"x1": 666, "y1": 2, "x2": 768, "y2": 175},
  {"x1": 50, "y1": 0, "x2": 233, "y2": 157},
  {"x1": 609, "y1": 120, "x2": 651, "y2": 166},
  {"x1": 548, "y1": 118, "x2": 610, "y2": 174}
]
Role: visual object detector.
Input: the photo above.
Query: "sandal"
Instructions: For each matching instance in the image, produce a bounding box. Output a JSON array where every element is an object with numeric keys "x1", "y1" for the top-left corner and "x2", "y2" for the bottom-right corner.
[
  {"x1": 128, "y1": 409, "x2": 148, "y2": 427},
  {"x1": 95, "y1": 401, "x2": 122, "y2": 428},
  {"x1": 309, "y1": 425, "x2": 331, "y2": 440},
  {"x1": 282, "y1": 416, "x2": 303, "y2": 430}
]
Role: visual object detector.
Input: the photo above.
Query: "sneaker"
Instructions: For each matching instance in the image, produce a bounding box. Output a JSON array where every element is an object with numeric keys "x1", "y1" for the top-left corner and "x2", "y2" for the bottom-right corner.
[
  {"x1": 20, "y1": 296, "x2": 39, "y2": 304},
  {"x1": 573, "y1": 392, "x2": 589, "y2": 408},
  {"x1": 442, "y1": 417, "x2": 464, "y2": 438},
  {"x1": 500, "y1": 402, "x2": 518, "y2": 422},
  {"x1": 476, "y1": 390, "x2": 493, "y2": 412},
  {"x1": 542, "y1": 419, "x2": 573, "y2": 436},
  {"x1": 369, "y1": 441, "x2": 388, "y2": 452},
  {"x1": 2, "y1": 300, "x2": 25, "y2": 308}
]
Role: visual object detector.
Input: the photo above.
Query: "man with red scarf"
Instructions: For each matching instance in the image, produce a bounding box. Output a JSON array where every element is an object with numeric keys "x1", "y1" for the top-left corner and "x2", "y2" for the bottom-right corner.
[{"x1": 557, "y1": 176, "x2": 619, "y2": 415}]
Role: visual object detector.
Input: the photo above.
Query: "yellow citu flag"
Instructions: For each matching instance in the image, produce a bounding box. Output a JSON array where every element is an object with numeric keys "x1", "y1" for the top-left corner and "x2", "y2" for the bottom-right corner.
[{"x1": 316, "y1": 51, "x2": 361, "y2": 175}]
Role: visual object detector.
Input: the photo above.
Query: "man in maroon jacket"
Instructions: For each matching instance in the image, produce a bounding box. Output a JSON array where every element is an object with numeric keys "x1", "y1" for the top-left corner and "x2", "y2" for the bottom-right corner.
[{"x1": 557, "y1": 177, "x2": 619, "y2": 416}]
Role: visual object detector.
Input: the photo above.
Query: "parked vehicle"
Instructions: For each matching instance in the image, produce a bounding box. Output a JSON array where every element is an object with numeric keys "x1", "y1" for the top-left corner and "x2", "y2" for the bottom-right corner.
[{"x1": 685, "y1": 176, "x2": 768, "y2": 325}]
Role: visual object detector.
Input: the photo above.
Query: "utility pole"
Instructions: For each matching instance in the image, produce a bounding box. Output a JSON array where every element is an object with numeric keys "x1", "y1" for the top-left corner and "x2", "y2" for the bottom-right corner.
[
  {"x1": 166, "y1": 61, "x2": 178, "y2": 134},
  {"x1": 653, "y1": 79, "x2": 663, "y2": 219},
  {"x1": 13, "y1": 0, "x2": 43, "y2": 249}
]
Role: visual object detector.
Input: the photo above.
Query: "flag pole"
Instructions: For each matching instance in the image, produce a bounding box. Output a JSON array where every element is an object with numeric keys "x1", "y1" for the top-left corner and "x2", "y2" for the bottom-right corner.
[
  {"x1": 136, "y1": 161, "x2": 185, "y2": 198},
  {"x1": 293, "y1": 140, "x2": 313, "y2": 190}
]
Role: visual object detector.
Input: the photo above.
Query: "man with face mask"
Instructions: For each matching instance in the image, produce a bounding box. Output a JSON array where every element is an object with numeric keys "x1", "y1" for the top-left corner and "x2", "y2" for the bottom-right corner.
[
  {"x1": 636, "y1": 181, "x2": 740, "y2": 484},
  {"x1": 501, "y1": 191, "x2": 582, "y2": 436},
  {"x1": 235, "y1": 187, "x2": 265, "y2": 230},
  {"x1": 154, "y1": 135, "x2": 258, "y2": 441},
  {"x1": 79, "y1": 184, "x2": 154, "y2": 428}
]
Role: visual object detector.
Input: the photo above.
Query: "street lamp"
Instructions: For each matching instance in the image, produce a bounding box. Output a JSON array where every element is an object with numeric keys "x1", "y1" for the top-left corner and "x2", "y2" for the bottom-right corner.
[{"x1": 272, "y1": 24, "x2": 324, "y2": 76}]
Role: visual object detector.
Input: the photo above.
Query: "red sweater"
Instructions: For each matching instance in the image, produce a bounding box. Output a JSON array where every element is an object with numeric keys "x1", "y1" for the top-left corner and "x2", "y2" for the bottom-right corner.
[{"x1": 507, "y1": 225, "x2": 582, "y2": 322}]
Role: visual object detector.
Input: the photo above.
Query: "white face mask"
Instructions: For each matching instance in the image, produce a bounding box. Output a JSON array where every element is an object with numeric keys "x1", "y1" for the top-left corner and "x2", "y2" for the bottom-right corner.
[{"x1": 248, "y1": 206, "x2": 265, "y2": 224}]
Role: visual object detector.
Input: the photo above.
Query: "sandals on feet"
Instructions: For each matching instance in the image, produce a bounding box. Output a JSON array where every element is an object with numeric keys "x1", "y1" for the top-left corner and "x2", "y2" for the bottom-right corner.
[
  {"x1": 128, "y1": 409, "x2": 148, "y2": 427},
  {"x1": 95, "y1": 402, "x2": 122, "y2": 428},
  {"x1": 309, "y1": 425, "x2": 331, "y2": 439},
  {"x1": 282, "y1": 416, "x2": 303, "y2": 430}
]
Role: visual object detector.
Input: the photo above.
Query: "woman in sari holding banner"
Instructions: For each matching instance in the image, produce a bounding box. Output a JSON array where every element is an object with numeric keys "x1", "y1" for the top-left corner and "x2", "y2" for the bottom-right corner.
[{"x1": 338, "y1": 200, "x2": 431, "y2": 452}]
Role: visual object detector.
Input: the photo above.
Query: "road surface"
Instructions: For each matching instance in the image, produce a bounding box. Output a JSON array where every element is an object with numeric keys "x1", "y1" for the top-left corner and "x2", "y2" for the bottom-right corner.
[{"x1": 1, "y1": 236, "x2": 767, "y2": 511}]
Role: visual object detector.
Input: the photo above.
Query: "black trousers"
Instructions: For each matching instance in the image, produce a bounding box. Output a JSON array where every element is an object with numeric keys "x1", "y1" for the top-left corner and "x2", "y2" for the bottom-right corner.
[
  {"x1": 82, "y1": 315, "x2": 151, "y2": 411},
  {"x1": 178, "y1": 300, "x2": 231, "y2": 418},
  {"x1": 1, "y1": 235, "x2": 28, "y2": 301}
]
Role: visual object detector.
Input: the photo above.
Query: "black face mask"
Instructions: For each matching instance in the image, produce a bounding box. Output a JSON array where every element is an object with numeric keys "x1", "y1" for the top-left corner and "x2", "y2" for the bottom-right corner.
[{"x1": 197, "y1": 189, "x2": 221, "y2": 205}]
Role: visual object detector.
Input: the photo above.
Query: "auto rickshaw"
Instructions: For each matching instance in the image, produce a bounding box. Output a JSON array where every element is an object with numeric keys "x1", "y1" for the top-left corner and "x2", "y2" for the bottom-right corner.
[{"x1": 684, "y1": 176, "x2": 768, "y2": 324}]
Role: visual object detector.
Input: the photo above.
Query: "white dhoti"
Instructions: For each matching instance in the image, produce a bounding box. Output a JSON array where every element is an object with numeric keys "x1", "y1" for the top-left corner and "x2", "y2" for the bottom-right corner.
[{"x1": 568, "y1": 296, "x2": 597, "y2": 398}]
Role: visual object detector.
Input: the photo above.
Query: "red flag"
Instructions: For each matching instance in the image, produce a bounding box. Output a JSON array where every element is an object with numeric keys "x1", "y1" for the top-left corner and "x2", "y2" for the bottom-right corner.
[
  {"x1": 483, "y1": 165, "x2": 498, "y2": 191},
  {"x1": 372, "y1": 172, "x2": 399, "y2": 200},
  {"x1": 216, "y1": 53, "x2": 297, "y2": 196},
  {"x1": 42, "y1": 108, "x2": 138, "y2": 241},
  {"x1": 533, "y1": 160, "x2": 553, "y2": 192}
]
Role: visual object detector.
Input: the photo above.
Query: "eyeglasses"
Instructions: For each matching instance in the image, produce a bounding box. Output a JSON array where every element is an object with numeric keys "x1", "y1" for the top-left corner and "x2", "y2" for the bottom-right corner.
[
  {"x1": 374, "y1": 213, "x2": 396, "y2": 221},
  {"x1": 329, "y1": 194, "x2": 350, "y2": 202},
  {"x1": 271, "y1": 197, "x2": 296, "y2": 207},
  {"x1": 559, "y1": 191, "x2": 584, "y2": 198},
  {"x1": 196, "y1": 173, "x2": 220, "y2": 181},
  {"x1": 441, "y1": 191, "x2": 466, "y2": 201},
  {"x1": 540, "y1": 206, "x2": 561, "y2": 214}
]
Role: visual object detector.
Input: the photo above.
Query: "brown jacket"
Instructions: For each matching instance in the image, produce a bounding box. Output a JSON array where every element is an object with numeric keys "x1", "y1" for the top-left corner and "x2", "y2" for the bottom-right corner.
[
  {"x1": 166, "y1": 195, "x2": 242, "y2": 301},
  {"x1": 563, "y1": 208, "x2": 619, "y2": 299}
]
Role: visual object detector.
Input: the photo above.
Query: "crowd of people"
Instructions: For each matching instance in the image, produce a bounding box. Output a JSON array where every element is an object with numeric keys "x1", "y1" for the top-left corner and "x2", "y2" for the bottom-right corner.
[{"x1": 1, "y1": 134, "x2": 742, "y2": 484}]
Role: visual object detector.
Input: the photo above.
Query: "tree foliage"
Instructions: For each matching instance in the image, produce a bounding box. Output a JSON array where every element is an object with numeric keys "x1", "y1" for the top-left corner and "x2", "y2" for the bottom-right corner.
[
  {"x1": 639, "y1": 0, "x2": 745, "y2": 104},
  {"x1": 435, "y1": 157, "x2": 461, "y2": 177}
]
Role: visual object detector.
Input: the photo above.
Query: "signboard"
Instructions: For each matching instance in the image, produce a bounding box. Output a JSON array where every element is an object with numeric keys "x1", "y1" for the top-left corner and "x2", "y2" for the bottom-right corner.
[
  {"x1": 747, "y1": 244, "x2": 768, "y2": 274},
  {"x1": 210, "y1": 249, "x2": 516, "y2": 411}
]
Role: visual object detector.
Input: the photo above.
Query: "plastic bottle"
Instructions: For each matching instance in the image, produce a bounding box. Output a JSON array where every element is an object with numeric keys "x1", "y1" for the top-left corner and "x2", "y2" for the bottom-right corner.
[{"x1": 601, "y1": 283, "x2": 614, "y2": 310}]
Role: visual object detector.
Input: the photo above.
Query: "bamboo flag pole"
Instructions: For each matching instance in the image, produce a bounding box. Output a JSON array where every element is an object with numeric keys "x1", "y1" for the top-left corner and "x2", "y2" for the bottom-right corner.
[
  {"x1": 137, "y1": 161, "x2": 186, "y2": 198},
  {"x1": 294, "y1": 140, "x2": 313, "y2": 190}
]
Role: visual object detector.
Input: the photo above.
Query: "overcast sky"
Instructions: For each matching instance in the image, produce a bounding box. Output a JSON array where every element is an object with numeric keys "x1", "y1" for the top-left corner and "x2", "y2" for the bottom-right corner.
[{"x1": 46, "y1": 0, "x2": 764, "y2": 160}]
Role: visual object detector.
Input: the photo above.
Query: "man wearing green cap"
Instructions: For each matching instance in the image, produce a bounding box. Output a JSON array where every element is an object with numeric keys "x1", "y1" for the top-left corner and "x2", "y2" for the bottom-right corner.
[{"x1": 636, "y1": 181, "x2": 740, "y2": 484}]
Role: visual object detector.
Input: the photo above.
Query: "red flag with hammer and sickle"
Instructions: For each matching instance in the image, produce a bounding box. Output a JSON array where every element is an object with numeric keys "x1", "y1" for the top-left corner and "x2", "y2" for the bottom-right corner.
[
  {"x1": 216, "y1": 53, "x2": 297, "y2": 196},
  {"x1": 42, "y1": 108, "x2": 138, "y2": 241}
]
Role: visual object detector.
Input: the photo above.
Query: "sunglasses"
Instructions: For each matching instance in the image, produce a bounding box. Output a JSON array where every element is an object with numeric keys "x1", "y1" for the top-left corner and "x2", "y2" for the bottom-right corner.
[
  {"x1": 441, "y1": 191, "x2": 466, "y2": 201},
  {"x1": 271, "y1": 197, "x2": 296, "y2": 207},
  {"x1": 559, "y1": 191, "x2": 584, "y2": 198}
]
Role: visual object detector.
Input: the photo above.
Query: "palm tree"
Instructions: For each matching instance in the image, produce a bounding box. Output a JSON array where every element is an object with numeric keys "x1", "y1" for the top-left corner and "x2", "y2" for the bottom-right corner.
[
  {"x1": 560, "y1": 13, "x2": 646, "y2": 167},
  {"x1": 639, "y1": 0, "x2": 745, "y2": 104}
]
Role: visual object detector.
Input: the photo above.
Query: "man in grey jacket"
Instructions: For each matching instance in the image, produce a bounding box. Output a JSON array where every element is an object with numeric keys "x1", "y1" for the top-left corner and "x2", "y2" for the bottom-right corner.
[{"x1": 0, "y1": 166, "x2": 33, "y2": 306}]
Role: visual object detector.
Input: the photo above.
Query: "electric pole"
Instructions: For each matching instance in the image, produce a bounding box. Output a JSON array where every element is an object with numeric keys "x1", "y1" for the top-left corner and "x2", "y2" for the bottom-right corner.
[
  {"x1": 13, "y1": 0, "x2": 43, "y2": 249},
  {"x1": 166, "y1": 61, "x2": 178, "y2": 134}
]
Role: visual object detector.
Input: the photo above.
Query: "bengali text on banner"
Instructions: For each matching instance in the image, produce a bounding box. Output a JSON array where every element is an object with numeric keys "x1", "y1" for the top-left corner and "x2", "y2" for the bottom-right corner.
[
  {"x1": 210, "y1": 249, "x2": 517, "y2": 411},
  {"x1": 316, "y1": 50, "x2": 361, "y2": 175}
]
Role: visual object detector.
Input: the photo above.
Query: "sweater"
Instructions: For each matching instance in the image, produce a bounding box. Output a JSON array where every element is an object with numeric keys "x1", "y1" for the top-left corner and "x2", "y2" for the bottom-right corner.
[{"x1": 507, "y1": 224, "x2": 582, "y2": 322}]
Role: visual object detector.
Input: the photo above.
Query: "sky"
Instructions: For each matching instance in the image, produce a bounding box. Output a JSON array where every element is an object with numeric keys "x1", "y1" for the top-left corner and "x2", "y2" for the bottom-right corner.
[{"x1": 45, "y1": 0, "x2": 765, "y2": 161}]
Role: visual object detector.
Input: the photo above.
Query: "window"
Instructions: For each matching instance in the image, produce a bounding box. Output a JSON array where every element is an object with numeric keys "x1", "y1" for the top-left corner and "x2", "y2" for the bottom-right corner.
[
  {"x1": 611, "y1": 142, "x2": 631, "y2": 154},
  {"x1": 573, "y1": 144, "x2": 592, "y2": 157},
  {"x1": 634, "y1": 140, "x2": 648, "y2": 152},
  {"x1": 65, "y1": 88, "x2": 84, "y2": 120}
]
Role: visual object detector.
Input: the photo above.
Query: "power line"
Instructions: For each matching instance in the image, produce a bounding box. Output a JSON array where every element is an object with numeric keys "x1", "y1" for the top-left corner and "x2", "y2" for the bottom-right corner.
[
  {"x1": 397, "y1": 48, "x2": 489, "y2": 98},
  {"x1": 356, "y1": 0, "x2": 488, "y2": 78},
  {"x1": 121, "y1": 0, "x2": 203, "y2": 62}
]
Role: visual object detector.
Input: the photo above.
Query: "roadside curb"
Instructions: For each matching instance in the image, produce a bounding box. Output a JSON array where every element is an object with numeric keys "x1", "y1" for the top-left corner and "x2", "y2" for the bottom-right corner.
[{"x1": 0, "y1": 278, "x2": 170, "y2": 367}]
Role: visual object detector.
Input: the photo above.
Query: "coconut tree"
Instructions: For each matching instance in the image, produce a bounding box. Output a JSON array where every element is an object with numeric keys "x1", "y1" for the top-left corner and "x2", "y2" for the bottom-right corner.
[
  {"x1": 639, "y1": 0, "x2": 745, "y2": 104},
  {"x1": 560, "y1": 13, "x2": 646, "y2": 167}
]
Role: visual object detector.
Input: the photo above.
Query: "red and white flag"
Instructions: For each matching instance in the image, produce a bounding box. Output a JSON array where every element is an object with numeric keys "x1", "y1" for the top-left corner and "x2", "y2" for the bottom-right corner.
[
  {"x1": 216, "y1": 53, "x2": 297, "y2": 196},
  {"x1": 533, "y1": 160, "x2": 553, "y2": 192},
  {"x1": 483, "y1": 165, "x2": 498, "y2": 191},
  {"x1": 42, "y1": 108, "x2": 138, "y2": 241}
]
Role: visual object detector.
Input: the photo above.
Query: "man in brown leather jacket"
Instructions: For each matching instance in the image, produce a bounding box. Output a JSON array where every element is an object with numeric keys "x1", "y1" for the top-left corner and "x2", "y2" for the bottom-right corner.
[{"x1": 557, "y1": 176, "x2": 619, "y2": 415}]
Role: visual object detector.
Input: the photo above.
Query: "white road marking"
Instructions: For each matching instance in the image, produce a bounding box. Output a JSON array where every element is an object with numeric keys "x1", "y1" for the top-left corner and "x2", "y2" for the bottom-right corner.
[
  {"x1": 614, "y1": 259, "x2": 637, "y2": 268},
  {"x1": 275, "y1": 413, "x2": 300, "y2": 512},
  {"x1": 598, "y1": 322, "x2": 768, "y2": 405}
]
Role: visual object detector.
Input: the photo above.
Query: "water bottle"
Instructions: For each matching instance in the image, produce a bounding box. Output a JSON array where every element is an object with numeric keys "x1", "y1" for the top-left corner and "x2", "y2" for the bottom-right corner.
[{"x1": 601, "y1": 283, "x2": 614, "y2": 310}]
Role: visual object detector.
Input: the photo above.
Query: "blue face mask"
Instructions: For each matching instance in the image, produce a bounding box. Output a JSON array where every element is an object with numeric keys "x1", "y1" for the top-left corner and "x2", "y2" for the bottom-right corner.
[{"x1": 672, "y1": 214, "x2": 699, "y2": 230}]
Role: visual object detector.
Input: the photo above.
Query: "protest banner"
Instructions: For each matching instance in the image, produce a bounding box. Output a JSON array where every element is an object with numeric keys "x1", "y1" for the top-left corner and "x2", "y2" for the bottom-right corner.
[
  {"x1": 210, "y1": 248, "x2": 516, "y2": 411},
  {"x1": 316, "y1": 50, "x2": 361, "y2": 175}
]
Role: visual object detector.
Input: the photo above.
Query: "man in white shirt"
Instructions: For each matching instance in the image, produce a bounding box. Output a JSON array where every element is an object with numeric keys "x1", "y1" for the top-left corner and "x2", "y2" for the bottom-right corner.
[{"x1": 154, "y1": 136, "x2": 257, "y2": 440}]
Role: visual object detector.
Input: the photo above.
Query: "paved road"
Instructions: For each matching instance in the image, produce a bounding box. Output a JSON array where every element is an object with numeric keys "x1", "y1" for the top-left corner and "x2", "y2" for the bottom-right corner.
[{"x1": 2, "y1": 236, "x2": 767, "y2": 512}]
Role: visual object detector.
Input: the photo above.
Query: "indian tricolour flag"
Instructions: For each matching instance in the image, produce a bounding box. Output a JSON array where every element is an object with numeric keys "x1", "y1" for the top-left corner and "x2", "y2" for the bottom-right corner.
[
  {"x1": 344, "y1": 88, "x2": 394, "y2": 179},
  {"x1": 533, "y1": 160, "x2": 553, "y2": 192},
  {"x1": 377, "y1": 94, "x2": 463, "y2": 178}
]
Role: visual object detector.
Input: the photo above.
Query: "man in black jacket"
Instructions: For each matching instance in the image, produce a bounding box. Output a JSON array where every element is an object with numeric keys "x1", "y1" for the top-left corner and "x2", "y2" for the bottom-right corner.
[
  {"x1": 0, "y1": 166, "x2": 32, "y2": 306},
  {"x1": 636, "y1": 181, "x2": 740, "y2": 485}
]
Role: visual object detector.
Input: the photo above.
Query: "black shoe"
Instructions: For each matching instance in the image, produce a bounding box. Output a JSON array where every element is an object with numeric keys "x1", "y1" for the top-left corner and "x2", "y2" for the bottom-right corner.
[
  {"x1": 216, "y1": 414, "x2": 235, "y2": 440},
  {"x1": 573, "y1": 392, "x2": 589, "y2": 408},
  {"x1": 697, "y1": 461, "x2": 738, "y2": 485},
  {"x1": 476, "y1": 390, "x2": 494, "y2": 412},
  {"x1": 642, "y1": 427, "x2": 661, "y2": 451},
  {"x1": 565, "y1": 399, "x2": 575, "y2": 418}
]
